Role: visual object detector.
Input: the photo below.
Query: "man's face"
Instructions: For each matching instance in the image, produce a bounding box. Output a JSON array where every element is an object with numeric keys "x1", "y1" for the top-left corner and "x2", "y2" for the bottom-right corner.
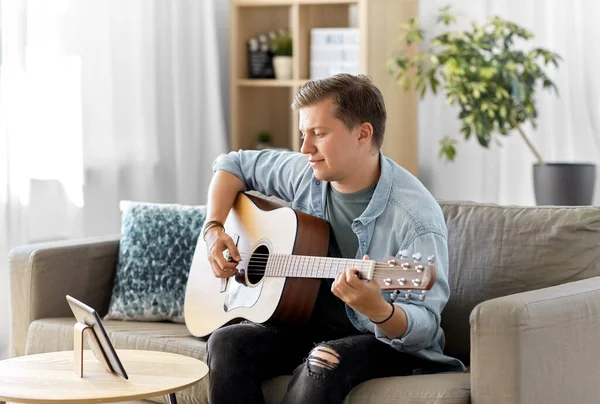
[{"x1": 298, "y1": 97, "x2": 362, "y2": 183}]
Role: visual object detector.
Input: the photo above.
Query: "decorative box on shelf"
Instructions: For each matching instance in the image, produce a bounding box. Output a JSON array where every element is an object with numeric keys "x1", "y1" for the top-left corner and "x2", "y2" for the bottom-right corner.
[
  {"x1": 310, "y1": 28, "x2": 360, "y2": 80},
  {"x1": 247, "y1": 35, "x2": 275, "y2": 79}
]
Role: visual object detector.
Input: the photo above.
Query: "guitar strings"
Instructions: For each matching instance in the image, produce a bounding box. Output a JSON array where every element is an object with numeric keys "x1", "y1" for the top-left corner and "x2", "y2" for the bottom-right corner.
[
  {"x1": 217, "y1": 253, "x2": 426, "y2": 281},
  {"x1": 229, "y1": 252, "x2": 427, "y2": 266},
  {"x1": 226, "y1": 265, "x2": 426, "y2": 275},
  {"x1": 228, "y1": 260, "x2": 425, "y2": 273},
  {"x1": 225, "y1": 252, "x2": 426, "y2": 272},
  {"x1": 241, "y1": 264, "x2": 423, "y2": 274},
  {"x1": 242, "y1": 269, "x2": 421, "y2": 279},
  {"x1": 240, "y1": 272, "x2": 423, "y2": 282}
]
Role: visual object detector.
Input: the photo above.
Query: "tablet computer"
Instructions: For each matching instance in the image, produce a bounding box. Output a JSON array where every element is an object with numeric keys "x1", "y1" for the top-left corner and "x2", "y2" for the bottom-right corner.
[{"x1": 66, "y1": 295, "x2": 128, "y2": 379}]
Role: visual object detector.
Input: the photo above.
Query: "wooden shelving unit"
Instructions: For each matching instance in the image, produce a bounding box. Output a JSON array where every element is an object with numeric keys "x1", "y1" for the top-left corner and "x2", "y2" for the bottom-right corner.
[{"x1": 230, "y1": 0, "x2": 419, "y2": 174}]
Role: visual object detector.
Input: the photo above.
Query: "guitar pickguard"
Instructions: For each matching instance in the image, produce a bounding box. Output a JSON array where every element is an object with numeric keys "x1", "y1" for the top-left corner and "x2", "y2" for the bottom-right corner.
[
  {"x1": 223, "y1": 279, "x2": 264, "y2": 312},
  {"x1": 223, "y1": 239, "x2": 272, "y2": 312}
]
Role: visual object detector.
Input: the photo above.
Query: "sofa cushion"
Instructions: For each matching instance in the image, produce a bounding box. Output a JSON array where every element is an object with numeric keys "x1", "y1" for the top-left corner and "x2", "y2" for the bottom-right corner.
[
  {"x1": 439, "y1": 202, "x2": 600, "y2": 365},
  {"x1": 26, "y1": 318, "x2": 470, "y2": 404},
  {"x1": 105, "y1": 201, "x2": 206, "y2": 323}
]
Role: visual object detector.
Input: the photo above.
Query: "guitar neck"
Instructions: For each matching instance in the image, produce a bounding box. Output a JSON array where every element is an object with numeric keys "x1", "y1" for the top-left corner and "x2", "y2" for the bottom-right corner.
[{"x1": 265, "y1": 254, "x2": 376, "y2": 280}]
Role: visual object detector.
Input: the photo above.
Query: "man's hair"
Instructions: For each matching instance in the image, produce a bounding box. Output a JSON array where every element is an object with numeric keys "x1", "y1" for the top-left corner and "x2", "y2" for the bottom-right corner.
[{"x1": 291, "y1": 74, "x2": 387, "y2": 149}]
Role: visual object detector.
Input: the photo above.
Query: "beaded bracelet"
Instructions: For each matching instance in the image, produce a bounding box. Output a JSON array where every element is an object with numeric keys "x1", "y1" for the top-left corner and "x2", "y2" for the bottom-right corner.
[
  {"x1": 202, "y1": 220, "x2": 225, "y2": 241},
  {"x1": 370, "y1": 302, "x2": 395, "y2": 325}
]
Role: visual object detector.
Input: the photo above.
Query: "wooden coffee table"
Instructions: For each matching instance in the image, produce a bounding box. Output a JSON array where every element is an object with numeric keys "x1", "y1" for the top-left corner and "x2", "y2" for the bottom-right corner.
[{"x1": 0, "y1": 349, "x2": 208, "y2": 403}]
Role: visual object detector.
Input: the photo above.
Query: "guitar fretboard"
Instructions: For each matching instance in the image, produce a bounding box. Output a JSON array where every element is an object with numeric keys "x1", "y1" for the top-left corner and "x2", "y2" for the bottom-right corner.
[{"x1": 264, "y1": 254, "x2": 376, "y2": 280}]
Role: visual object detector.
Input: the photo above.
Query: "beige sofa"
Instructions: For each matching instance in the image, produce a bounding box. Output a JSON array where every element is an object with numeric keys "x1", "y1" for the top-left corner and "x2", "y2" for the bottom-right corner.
[{"x1": 9, "y1": 201, "x2": 600, "y2": 404}]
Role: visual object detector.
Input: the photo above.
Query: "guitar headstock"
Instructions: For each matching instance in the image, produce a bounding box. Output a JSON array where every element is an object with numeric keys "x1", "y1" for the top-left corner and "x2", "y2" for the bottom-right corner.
[{"x1": 371, "y1": 251, "x2": 437, "y2": 295}]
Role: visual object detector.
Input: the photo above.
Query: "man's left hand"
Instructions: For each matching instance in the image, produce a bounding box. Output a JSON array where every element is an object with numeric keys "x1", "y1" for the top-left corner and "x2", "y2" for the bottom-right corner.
[{"x1": 331, "y1": 254, "x2": 390, "y2": 319}]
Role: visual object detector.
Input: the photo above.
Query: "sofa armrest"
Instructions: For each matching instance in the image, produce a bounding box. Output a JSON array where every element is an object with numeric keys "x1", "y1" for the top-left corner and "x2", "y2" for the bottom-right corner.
[
  {"x1": 469, "y1": 276, "x2": 600, "y2": 404},
  {"x1": 8, "y1": 236, "x2": 120, "y2": 357}
]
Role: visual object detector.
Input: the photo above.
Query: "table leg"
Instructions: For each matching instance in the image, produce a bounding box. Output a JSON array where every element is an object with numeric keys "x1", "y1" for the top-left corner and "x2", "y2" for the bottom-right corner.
[{"x1": 168, "y1": 393, "x2": 177, "y2": 404}]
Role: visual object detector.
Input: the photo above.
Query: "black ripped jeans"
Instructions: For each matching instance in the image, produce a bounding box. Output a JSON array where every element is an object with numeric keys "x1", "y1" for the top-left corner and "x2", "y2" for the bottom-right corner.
[{"x1": 206, "y1": 319, "x2": 426, "y2": 404}]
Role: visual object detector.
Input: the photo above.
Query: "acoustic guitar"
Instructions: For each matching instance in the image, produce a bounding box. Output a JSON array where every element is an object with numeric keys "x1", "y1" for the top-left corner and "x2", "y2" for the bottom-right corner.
[{"x1": 184, "y1": 192, "x2": 436, "y2": 337}]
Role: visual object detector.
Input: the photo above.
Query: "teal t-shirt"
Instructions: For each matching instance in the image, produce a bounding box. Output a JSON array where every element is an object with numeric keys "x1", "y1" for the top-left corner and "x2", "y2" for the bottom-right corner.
[{"x1": 309, "y1": 182, "x2": 377, "y2": 335}]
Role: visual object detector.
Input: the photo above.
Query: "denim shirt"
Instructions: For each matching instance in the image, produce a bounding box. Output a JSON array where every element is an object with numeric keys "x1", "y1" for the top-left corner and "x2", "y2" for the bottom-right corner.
[{"x1": 213, "y1": 149, "x2": 466, "y2": 373}]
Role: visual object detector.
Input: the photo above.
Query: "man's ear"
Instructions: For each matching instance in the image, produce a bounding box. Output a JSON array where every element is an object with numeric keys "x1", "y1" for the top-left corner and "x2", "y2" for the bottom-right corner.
[{"x1": 357, "y1": 122, "x2": 374, "y2": 146}]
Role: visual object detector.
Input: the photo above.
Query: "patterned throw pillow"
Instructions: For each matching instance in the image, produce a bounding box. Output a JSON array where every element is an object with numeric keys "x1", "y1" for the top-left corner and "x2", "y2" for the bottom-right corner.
[{"x1": 104, "y1": 201, "x2": 206, "y2": 323}]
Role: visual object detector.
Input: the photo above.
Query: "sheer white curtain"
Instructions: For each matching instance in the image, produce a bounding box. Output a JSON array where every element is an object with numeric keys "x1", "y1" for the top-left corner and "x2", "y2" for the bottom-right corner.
[
  {"x1": 0, "y1": 0, "x2": 228, "y2": 359},
  {"x1": 418, "y1": 0, "x2": 600, "y2": 205}
]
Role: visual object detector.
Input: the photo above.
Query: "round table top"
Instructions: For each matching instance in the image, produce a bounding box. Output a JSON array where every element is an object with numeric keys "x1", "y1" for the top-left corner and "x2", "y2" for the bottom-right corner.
[{"x1": 0, "y1": 349, "x2": 209, "y2": 403}]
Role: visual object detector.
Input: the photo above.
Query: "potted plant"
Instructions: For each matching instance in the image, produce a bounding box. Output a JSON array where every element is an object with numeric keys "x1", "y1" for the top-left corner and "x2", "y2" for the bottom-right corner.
[
  {"x1": 388, "y1": 5, "x2": 596, "y2": 205},
  {"x1": 273, "y1": 34, "x2": 293, "y2": 80},
  {"x1": 256, "y1": 129, "x2": 273, "y2": 150}
]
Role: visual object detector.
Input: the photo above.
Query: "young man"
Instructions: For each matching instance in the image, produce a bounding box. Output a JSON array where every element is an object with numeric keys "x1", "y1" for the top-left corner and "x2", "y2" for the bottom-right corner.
[{"x1": 203, "y1": 74, "x2": 465, "y2": 404}]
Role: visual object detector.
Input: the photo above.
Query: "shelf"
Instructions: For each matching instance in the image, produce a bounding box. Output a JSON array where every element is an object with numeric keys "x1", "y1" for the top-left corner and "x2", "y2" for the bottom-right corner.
[
  {"x1": 237, "y1": 79, "x2": 309, "y2": 87},
  {"x1": 236, "y1": 0, "x2": 358, "y2": 5},
  {"x1": 298, "y1": 0, "x2": 359, "y2": 4},
  {"x1": 237, "y1": 0, "x2": 293, "y2": 6}
]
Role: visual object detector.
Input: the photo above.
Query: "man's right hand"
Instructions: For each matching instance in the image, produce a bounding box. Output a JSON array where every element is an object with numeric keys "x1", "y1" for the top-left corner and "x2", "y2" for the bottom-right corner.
[{"x1": 205, "y1": 227, "x2": 241, "y2": 279}]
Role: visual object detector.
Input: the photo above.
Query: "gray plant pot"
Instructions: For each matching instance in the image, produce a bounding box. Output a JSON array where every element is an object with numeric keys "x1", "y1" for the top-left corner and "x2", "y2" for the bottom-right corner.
[{"x1": 533, "y1": 163, "x2": 597, "y2": 206}]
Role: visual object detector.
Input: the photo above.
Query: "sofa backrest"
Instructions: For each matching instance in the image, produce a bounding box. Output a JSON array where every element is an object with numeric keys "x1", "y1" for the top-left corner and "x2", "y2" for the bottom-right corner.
[{"x1": 439, "y1": 201, "x2": 600, "y2": 365}]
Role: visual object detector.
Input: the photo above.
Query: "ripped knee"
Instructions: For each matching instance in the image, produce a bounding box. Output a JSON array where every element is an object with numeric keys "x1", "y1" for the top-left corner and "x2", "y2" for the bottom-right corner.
[{"x1": 307, "y1": 345, "x2": 341, "y2": 376}]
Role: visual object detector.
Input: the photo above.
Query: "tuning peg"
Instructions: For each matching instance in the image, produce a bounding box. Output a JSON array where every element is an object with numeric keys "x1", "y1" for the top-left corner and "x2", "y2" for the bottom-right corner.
[
  {"x1": 427, "y1": 255, "x2": 436, "y2": 264},
  {"x1": 397, "y1": 250, "x2": 408, "y2": 259},
  {"x1": 404, "y1": 290, "x2": 412, "y2": 299},
  {"x1": 419, "y1": 291, "x2": 426, "y2": 301},
  {"x1": 390, "y1": 290, "x2": 398, "y2": 302},
  {"x1": 412, "y1": 252, "x2": 422, "y2": 262}
]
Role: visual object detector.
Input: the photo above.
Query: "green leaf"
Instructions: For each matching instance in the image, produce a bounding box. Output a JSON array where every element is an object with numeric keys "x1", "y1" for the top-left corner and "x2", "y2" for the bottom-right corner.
[
  {"x1": 460, "y1": 124, "x2": 472, "y2": 140},
  {"x1": 420, "y1": 83, "x2": 427, "y2": 98},
  {"x1": 525, "y1": 104, "x2": 535, "y2": 117},
  {"x1": 440, "y1": 144, "x2": 456, "y2": 161},
  {"x1": 439, "y1": 136, "x2": 458, "y2": 161},
  {"x1": 406, "y1": 28, "x2": 425, "y2": 45},
  {"x1": 429, "y1": 73, "x2": 440, "y2": 94},
  {"x1": 479, "y1": 66, "x2": 497, "y2": 80},
  {"x1": 499, "y1": 105, "x2": 507, "y2": 118}
]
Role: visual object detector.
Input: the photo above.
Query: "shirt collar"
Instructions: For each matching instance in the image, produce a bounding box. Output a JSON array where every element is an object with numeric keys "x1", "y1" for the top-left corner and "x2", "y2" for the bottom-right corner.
[{"x1": 356, "y1": 151, "x2": 392, "y2": 225}]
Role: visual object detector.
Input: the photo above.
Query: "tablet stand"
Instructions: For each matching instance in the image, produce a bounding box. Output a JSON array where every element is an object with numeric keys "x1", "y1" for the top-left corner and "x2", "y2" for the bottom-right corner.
[{"x1": 73, "y1": 322, "x2": 113, "y2": 378}]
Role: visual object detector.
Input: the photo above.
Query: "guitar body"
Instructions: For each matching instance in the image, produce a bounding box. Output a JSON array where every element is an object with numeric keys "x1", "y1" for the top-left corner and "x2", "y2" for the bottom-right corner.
[{"x1": 184, "y1": 193, "x2": 330, "y2": 337}]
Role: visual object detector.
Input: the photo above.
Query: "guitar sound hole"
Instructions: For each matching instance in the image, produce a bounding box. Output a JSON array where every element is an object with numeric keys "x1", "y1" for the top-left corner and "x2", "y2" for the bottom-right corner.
[{"x1": 247, "y1": 244, "x2": 269, "y2": 285}]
